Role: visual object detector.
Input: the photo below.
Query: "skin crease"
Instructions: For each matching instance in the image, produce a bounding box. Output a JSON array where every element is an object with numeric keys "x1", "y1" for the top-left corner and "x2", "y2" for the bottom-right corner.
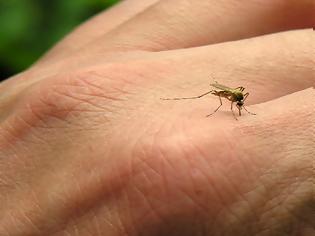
[{"x1": 0, "y1": 0, "x2": 314, "y2": 235}]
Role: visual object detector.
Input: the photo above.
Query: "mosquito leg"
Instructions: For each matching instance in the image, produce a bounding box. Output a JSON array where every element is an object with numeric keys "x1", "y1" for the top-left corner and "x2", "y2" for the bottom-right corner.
[
  {"x1": 206, "y1": 96, "x2": 222, "y2": 117},
  {"x1": 243, "y1": 92, "x2": 249, "y2": 102},
  {"x1": 242, "y1": 93, "x2": 256, "y2": 115},
  {"x1": 230, "y1": 102, "x2": 238, "y2": 120},
  {"x1": 234, "y1": 86, "x2": 245, "y2": 91},
  {"x1": 243, "y1": 106, "x2": 256, "y2": 115},
  {"x1": 161, "y1": 90, "x2": 214, "y2": 100}
]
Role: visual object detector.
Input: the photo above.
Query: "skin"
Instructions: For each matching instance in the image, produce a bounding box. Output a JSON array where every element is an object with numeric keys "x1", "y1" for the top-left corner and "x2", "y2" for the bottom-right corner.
[{"x1": 0, "y1": 0, "x2": 314, "y2": 235}]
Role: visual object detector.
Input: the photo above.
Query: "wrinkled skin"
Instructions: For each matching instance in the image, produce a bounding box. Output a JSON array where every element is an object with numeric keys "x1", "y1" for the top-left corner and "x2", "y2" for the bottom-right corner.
[{"x1": 0, "y1": 0, "x2": 314, "y2": 235}]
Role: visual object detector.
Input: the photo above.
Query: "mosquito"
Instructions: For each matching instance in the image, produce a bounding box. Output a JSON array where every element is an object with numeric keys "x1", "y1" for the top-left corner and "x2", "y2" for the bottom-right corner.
[{"x1": 161, "y1": 81, "x2": 256, "y2": 120}]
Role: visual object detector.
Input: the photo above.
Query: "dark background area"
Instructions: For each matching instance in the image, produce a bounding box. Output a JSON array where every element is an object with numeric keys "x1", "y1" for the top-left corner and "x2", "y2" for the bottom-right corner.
[{"x1": 0, "y1": 0, "x2": 120, "y2": 81}]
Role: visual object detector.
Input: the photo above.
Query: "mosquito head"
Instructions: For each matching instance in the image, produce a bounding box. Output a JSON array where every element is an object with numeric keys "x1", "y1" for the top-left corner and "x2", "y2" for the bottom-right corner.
[{"x1": 236, "y1": 101, "x2": 244, "y2": 108}]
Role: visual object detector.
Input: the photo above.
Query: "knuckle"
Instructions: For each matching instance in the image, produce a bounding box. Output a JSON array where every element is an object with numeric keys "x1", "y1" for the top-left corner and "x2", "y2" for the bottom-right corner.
[
  {"x1": 1, "y1": 62, "x2": 157, "y2": 141},
  {"x1": 22, "y1": 68, "x2": 135, "y2": 125}
]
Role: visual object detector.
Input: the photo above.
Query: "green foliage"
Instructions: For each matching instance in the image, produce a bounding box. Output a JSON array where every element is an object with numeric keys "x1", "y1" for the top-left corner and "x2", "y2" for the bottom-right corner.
[{"x1": 0, "y1": 0, "x2": 119, "y2": 79}]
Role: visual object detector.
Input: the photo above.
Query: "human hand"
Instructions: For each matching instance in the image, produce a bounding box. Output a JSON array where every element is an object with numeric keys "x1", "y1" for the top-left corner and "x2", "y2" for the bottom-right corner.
[{"x1": 0, "y1": 0, "x2": 314, "y2": 235}]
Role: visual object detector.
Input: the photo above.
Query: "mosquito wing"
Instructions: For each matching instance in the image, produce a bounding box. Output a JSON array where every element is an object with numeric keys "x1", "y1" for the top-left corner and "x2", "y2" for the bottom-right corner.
[{"x1": 210, "y1": 82, "x2": 233, "y2": 91}]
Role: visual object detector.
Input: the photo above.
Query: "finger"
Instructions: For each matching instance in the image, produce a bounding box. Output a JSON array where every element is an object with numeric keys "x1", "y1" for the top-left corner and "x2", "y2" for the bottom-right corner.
[
  {"x1": 237, "y1": 88, "x2": 315, "y2": 165},
  {"x1": 226, "y1": 88, "x2": 315, "y2": 233},
  {"x1": 88, "y1": 0, "x2": 314, "y2": 52},
  {"x1": 2, "y1": 28, "x2": 313, "y2": 114},
  {"x1": 36, "y1": 0, "x2": 160, "y2": 65},
  {"x1": 158, "y1": 29, "x2": 315, "y2": 105},
  {"x1": 246, "y1": 87, "x2": 315, "y2": 123}
]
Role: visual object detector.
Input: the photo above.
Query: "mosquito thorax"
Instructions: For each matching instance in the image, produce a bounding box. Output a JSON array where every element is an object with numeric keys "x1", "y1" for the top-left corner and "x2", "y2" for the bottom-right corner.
[{"x1": 234, "y1": 91, "x2": 244, "y2": 101}]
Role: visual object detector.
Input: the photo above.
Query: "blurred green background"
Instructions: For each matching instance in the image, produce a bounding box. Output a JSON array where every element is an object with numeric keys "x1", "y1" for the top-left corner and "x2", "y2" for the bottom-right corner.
[{"x1": 0, "y1": 0, "x2": 120, "y2": 81}]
